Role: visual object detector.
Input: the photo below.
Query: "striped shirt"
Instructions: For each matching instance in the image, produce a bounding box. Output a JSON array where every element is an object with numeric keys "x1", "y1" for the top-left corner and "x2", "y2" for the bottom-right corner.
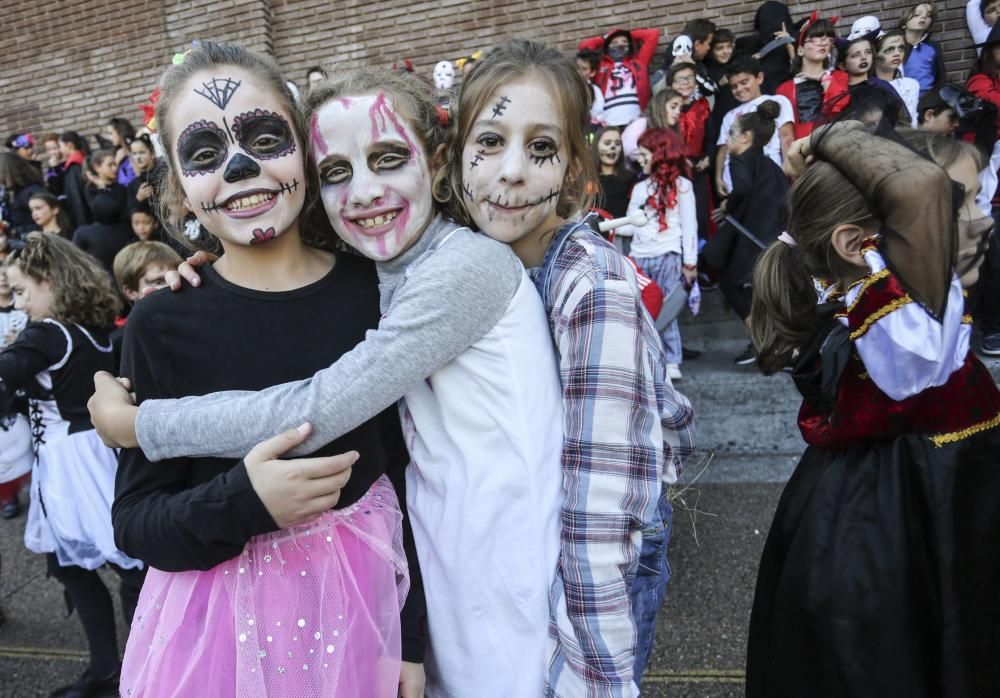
[{"x1": 531, "y1": 218, "x2": 696, "y2": 697}]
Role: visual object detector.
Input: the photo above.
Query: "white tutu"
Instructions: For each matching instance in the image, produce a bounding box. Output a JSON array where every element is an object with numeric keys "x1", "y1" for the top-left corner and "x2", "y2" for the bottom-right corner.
[
  {"x1": 24, "y1": 429, "x2": 142, "y2": 571},
  {"x1": 0, "y1": 415, "x2": 33, "y2": 484}
]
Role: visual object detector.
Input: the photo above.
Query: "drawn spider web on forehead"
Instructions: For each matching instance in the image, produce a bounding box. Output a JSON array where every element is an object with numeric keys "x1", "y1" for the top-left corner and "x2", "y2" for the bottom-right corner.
[{"x1": 194, "y1": 77, "x2": 243, "y2": 110}]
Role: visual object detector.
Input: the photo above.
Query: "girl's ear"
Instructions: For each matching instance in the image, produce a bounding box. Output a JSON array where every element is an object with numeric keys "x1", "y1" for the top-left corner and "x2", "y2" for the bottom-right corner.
[
  {"x1": 430, "y1": 143, "x2": 448, "y2": 174},
  {"x1": 830, "y1": 224, "x2": 867, "y2": 268}
]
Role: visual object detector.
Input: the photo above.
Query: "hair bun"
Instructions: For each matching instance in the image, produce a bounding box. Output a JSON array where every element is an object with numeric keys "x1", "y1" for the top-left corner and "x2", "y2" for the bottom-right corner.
[{"x1": 756, "y1": 100, "x2": 781, "y2": 121}]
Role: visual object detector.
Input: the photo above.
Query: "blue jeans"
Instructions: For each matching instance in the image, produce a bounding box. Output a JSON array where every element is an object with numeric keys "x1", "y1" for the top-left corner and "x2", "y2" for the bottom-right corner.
[{"x1": 631, "y1": 487, "x2": 673, "y2": 684}]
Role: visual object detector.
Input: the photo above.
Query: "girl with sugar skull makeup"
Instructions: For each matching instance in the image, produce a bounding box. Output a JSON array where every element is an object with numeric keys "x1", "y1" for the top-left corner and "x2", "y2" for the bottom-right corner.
[
  {"x1": 438, "y1": 39, "x2": 695, "y2": 695},
  {"x1": 89, "y1": 63, "x2": 569, "y2": 696},
  {"x1": 105, "y1": 42, "x2": 426, "y2": 697}
]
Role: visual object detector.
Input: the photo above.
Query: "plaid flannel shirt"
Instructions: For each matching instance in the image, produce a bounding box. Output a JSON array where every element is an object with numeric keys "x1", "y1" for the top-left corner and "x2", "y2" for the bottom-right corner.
[{"x1": 532, "y1": 220, "x2": 696, "y2": 697}]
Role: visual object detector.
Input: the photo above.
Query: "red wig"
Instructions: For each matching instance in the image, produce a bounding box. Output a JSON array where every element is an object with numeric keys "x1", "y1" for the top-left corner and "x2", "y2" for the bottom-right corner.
[{"x1": 637, "y1": 127, "x2": 690, "y2": 227}]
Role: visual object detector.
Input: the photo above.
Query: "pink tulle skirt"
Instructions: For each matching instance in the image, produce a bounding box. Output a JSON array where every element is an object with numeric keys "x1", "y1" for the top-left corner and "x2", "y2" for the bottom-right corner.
[{"x1": 120, "y1": 476, "x2": 409, "y2": 698}]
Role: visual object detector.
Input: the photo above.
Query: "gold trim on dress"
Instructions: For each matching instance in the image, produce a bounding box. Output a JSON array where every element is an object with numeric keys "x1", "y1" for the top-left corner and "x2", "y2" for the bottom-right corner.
[
  {"x1": 849, "y1": 296, "x2": 912, "y2": 340},
  {"x1": 844, "y1": 269, "x2": 891, "y2": 314},
  {"x1": 930, "y1": 411, "x2": 1000, "y2": 447}
]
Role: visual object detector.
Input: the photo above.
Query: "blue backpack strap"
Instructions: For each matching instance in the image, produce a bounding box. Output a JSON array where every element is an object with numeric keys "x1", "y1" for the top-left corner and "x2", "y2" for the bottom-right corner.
[{"x1": 538, "y1": 216, "x2": 599, "y2": 310}]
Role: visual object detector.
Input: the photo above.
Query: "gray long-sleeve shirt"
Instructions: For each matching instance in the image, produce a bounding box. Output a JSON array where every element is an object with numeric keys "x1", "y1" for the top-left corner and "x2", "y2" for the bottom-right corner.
[{"x1": 134, "y1": 215, "x2": 523, "y2": 461}]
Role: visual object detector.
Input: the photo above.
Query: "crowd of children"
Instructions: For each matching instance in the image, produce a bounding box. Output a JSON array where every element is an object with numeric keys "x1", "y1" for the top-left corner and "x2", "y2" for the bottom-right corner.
[{"x1": 0, "y1": 1, "x2": 997, "y2": 696}]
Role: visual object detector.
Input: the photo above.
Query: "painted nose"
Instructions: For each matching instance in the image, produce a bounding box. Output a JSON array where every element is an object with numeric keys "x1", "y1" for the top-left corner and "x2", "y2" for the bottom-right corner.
[{"x1": 224, "y1": 153, "x2": 261, "y2": 183}]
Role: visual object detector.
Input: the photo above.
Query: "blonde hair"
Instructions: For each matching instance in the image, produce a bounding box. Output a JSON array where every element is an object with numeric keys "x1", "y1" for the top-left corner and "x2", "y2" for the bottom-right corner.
[
  {"x1": 437, "y1": 39, "x2": 597, "y2": 227},
  {"x1": 153, "y1": 40, "x2": 332, "y2": 251},
  {"x1": 113, "y1": 241, "x2": 183, "y2": 294},
  {"x1": 8, "y1": 232, "x2": 121, "y2": 327}
]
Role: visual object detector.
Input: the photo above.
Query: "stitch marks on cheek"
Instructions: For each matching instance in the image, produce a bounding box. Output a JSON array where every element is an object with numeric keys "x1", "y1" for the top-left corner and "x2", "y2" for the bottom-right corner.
[
  {"x1": 469, "y1": 152, "x2": 484, "y2": 169},
  {"x1": 199, "y1": 178, "x2": 300, "y2": 215},
  {"x1": 491, "y1": 96, "x2": 511, "y2": 119}
]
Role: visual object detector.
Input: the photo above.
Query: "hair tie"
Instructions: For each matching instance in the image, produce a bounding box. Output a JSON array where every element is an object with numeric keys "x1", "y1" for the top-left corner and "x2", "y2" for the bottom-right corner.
[
  {"x1": 778, "y1": 231, "x2": 797, "y2": 247},
  {"x1": 435, "y1": 104, "x2": 450, "y2": 127}
]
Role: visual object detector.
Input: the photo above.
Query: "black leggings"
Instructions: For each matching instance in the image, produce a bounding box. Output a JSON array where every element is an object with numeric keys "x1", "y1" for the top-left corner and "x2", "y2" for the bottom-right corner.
[{"x1": 47, "y1": 554, "x2": 146, "y2": 673}]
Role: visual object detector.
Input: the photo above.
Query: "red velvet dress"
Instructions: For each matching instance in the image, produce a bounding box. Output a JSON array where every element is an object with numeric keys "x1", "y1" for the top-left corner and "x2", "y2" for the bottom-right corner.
[{"x1": 746, "y1": 239, "x2": 1000, "y2": 698}]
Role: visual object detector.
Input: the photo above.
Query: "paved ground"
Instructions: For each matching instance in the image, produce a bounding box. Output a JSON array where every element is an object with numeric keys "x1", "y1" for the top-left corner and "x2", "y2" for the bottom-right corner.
[{"x1": 0, "y1": 290, "x2": 996, "y2": 697}]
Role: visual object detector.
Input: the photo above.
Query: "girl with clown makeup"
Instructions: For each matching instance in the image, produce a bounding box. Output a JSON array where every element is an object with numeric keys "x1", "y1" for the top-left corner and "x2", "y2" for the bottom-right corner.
[
  {"x1": 91, "y1": 56, "x2": 567, "y2": 697},
  {"x1": 107, "y1": 42, "x2": 425, "y2": 697}
]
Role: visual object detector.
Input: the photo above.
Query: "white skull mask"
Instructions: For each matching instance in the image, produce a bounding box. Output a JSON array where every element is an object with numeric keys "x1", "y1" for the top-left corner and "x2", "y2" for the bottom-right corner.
[
  {"x1": 672, "y1": 35, "x2": 693, "y2": 57},
  {"x1": 848, "y1": 16, "x2": 881, "y2": 40},
  {"x1": 433, "y1": 61, "x2": 455, "y2": 90}
]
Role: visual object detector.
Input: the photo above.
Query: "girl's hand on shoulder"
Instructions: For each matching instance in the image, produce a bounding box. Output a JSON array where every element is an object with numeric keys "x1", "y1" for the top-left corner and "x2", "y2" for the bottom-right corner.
[
  {"x1": 398, "y1": 661, "x2": 425, "y2": 698},
  {"x1": 146, "y1": 250, "x2": 216, "y2": 297},
  {"x1": 784, "y1": 137, "x2": 813, "y2": 179},
  {"x1": 88, "y1": 372, "x2": 139, "y2": 449}
]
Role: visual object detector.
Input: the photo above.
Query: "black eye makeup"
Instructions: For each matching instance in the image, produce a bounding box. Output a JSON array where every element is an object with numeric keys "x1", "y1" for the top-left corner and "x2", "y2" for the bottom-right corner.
[
  {"x1": 232, "y1": 109, "x2": 296, "y2": 160},
  {"x1": 176, "y1": 120, "x2": 228, "y2": 177},
  {"x1": 368, "y1": 143, "x2": 411, "y2": 171},
  {"x1": 319, "y1": 159, "x2": 352, "y2": 185},
  {"x1": 528, "y1": 138, "x2": 560, "y2": 167}
]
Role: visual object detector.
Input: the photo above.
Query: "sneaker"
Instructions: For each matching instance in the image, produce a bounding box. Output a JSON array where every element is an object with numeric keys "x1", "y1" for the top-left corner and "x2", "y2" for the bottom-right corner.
[
  {"x1": 49, "y1": 666, "x2": 120, "y2": 698},
  {"x1": 734, "y1": 343, "x2": 756, "y2": 366},
  {"x1": 982, "y1": 333, "x2": 1000, "y2": 357},
  {"x1": 1, "y1": 498, "x2": 19, "y2": 520},
  {"x1": 667, "y1": 363, "x2": 682, "y2": 381}
]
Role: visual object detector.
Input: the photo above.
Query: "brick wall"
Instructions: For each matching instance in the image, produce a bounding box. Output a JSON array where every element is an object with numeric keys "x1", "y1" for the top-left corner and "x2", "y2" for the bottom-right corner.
[{"x1": 0, "y1": 0, "x2": 972, "y2": 144}]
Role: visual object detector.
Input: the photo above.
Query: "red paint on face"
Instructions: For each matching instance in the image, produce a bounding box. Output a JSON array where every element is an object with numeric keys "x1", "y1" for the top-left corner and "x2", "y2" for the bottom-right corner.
[
  {"x1": 368, "y1": 93, "x2": 418, "y2": 158},
  {"x1": 310, "y1": 114, "x2": 328, "y2": 156}
]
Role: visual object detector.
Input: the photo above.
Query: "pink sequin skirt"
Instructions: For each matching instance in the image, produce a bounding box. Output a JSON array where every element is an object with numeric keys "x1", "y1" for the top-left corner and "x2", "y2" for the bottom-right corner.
[{"x1": 120, "y1": 476, "x2": 409, "y2": 697}]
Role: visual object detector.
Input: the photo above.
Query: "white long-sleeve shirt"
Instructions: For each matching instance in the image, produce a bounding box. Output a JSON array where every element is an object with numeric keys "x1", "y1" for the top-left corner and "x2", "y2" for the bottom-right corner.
[
  {"x1": 619, "y1": 176, "x2": 698, "y2": 264},
  {"x1": 968, "y1": 0, "x2": 992, "y2": 53}
]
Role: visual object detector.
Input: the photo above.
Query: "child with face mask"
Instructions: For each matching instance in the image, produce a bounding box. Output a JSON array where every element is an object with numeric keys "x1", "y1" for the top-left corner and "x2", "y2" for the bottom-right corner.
[
  {"x1": 88, "y1": 53, "x2": 567, "y2": 697},
  {"x1": 578, "y1": 27, "x2": 661, "y2": 126}
]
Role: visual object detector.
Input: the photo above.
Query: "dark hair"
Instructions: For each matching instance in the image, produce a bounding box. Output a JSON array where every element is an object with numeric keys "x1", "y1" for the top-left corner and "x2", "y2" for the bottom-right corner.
[
  {"x1": 131, "y1": 201, "x2": 157, "y2": 219},
  {"x1": 28, "y1": 191, "x2": 71, "y2": 233},
  {"x1": 974, "y1": 40, "x2": 1000, "y2": 80},
  {"x1": 306, "y1": 65, "x2": 326, "y2": 80},
  {"x1": 576, "y1": 49, "x2": 601, "y2": 72},
  {"x1": 0, "y1": 152, "x2": 44, "y2": 189},
  {"x1": 734, "y1": 100, "x2": 780, "y2": 147},
  {"x1": 725, "y1": 55, "x2": 763, "y2": 79},
  {"x1": 153, "y1": 40, "x2": 330, "y2": 251},
  {"x1": 915, "y1": 88, "x2": 951, "y2": 124},
  {"x1": 840, "y1": 37, "x2": 875, "y2": 75},
  {"x1": 127, "y1": 132, "x2": 154, "y2": 151},
  {"x1": 58, "y1": 131, "x2": 88, "y2": 155},
  {"x1": 4, "y1": 133, "x2": 32, "y2": 150},
  {"x1": 439, "y1": 39, "x2": 597, "y2": 226},
  {"x1": 792, "y1": 18, "x2": 836, "y2": 73},
  {"x1": 712, "y1": 28, "x2": 735, "y2": 46},
  {"x1": 591, "y1": 125, "x2": 627, "y2": 179},
  {"x1": 108, "y1": 117, "x2": 136, "y2": 145},
  {"x1": 87, "y1": 148, "x2": 116, "y2": 175},
  {"x1": 667, "y1": 61, "x2": 697, "y2": 85},
  {"x1": 682, "y1": 19, "x2": 717, "y2": 43}
]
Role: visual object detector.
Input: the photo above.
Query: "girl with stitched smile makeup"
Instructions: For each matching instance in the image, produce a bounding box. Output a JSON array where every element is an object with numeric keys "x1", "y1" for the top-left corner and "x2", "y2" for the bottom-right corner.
[
  {"x1": 440, "y1": 40, "x2": 695, "y2": 695},
  {"x1": 89, "y1": 66, "x2": 567, "y2": 697}
]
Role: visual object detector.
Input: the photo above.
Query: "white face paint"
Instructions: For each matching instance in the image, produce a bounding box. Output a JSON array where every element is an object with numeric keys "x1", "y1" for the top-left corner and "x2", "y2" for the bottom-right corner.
[
  {"x1": 311, "y1": 93, "x2": 434, "y2": 261},
  {"x1": 672, "y1": 35, "x2": 693, "y2": 58},
  {"x1": 169, "y1": 67, "x2": 306, "y2": 248},
  {"x1": 432, "y1": 61, "x2": 455, "y2": 90},
  {"x1": 461, "y1": 78, "x2": 569, "y2": 246}
]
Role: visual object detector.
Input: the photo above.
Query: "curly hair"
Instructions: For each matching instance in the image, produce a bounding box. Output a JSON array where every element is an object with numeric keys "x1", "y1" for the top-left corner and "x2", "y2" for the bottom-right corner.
[
  {"x1": 8, "y1": 232, "x2": 121, "y2": 327},
  {"x1": 637, "y1": 128, "x2": 689, "y2": 227}
]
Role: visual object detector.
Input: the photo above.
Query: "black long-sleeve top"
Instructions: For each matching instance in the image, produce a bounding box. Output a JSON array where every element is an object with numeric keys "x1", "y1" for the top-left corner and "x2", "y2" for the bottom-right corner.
[{"x1": 113, "y1": 252, "x2": 427, "y2": 660}]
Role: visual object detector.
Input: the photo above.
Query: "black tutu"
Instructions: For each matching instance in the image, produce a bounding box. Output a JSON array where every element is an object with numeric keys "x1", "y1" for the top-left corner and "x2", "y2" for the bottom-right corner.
[{"x1": 746, "y1": 429, "x2": 1000, "y2": 697}]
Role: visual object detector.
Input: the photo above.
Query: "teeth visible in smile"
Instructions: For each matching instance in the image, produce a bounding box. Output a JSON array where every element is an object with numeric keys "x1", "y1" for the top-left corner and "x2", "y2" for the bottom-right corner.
[
  {"x1": 226, "y1": 192, "x2": 274, "y2": 212},
  {"x1": 355, "y1": 211, "x2": 400, "y2": 229}
]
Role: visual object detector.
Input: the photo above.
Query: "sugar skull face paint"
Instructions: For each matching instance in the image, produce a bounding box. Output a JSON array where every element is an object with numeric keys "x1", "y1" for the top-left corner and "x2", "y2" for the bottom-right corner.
[
  {"x1": 312, "y1": 93, "x2": 433, "y2": 261},
  {"x1": 168, "y1": 67, "x2": 305, "y2": 248},
  {"x1": 461, "y1": 77, "x2": 569, "y2": 246}
]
